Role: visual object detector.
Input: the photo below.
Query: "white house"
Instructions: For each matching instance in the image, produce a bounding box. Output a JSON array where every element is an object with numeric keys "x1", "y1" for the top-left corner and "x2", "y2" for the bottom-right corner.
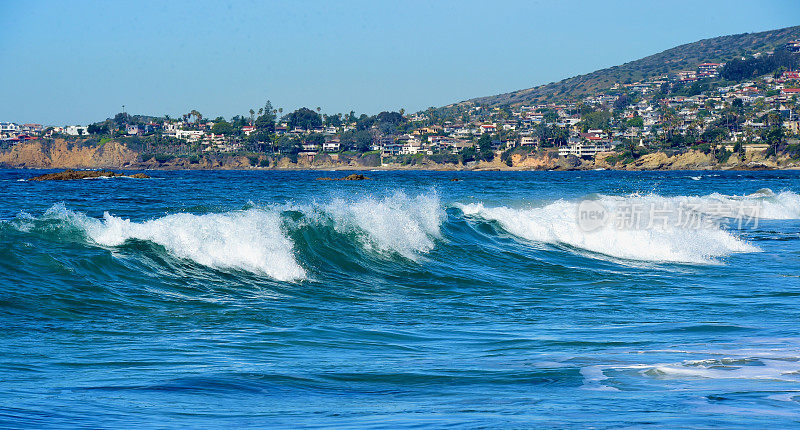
[
  {"x1": 322, "y1": 138, "x2": 340, "y2": 152},
  {"x1": 558, "y1": 140, "x2": 613, "y2": 158},
  {"x1": 400, "y1": 136, "x2": 423, "y2": 155},
  {"x1": 175, "y1": 129, "x2": 204, "y2": 142},
  {"x1": 0, "y1": 122, "x2": 20, "y2": 134},
  {"x1": 64, "y1": 125, "x2": 88, "y2": 136}
]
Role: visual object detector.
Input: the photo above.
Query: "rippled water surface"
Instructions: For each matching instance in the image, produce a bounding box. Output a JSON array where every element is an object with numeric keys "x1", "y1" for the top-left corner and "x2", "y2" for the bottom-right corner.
[{"x1": 1, "y1": 169, "x2": 799, "y2": 428}]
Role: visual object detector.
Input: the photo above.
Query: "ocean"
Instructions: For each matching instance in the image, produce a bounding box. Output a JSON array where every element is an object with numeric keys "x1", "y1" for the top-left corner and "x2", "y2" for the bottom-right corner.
[{"x1": 1, "y1": 168, "x2": 799, "y2": 428}]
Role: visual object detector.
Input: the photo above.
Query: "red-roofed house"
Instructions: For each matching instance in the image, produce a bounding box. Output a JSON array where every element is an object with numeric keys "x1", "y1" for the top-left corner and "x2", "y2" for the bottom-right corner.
[
  {"x1": 781, "y1": 71, "x2": 800, "y2": 81},
  {"x1": 697, "y1": 62, "x2": 724, "y2": 77},
  {"x1": 479, "y1": 123, "x2": 496, "y2": 134}
]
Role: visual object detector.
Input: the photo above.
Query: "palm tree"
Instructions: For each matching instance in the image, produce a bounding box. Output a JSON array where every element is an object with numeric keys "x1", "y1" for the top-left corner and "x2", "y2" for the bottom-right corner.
[
  {"x1": 189, "y1": 110, "x2": 202, "y2": 125},
  {"x1": 249, "y1": 109, "x2": 255, "y2": 125}
]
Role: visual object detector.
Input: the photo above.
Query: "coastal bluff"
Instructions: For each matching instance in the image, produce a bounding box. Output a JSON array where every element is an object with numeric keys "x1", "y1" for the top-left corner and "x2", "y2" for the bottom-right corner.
[
  {"x1": 0, "y1": 139, "x2": 139, "y2": 169},
  {"x1": 0, "y1": 138, "x2": 794, "y2": 171}
]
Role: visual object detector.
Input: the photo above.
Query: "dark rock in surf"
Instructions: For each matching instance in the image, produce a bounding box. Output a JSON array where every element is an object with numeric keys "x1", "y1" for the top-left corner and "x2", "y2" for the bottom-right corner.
[
  {"x1": 316, "y1": 173, "x2": 370, "y2": 181},
  {"x1": 29, "y1": 169, "x2": 150, "y2": 181}
]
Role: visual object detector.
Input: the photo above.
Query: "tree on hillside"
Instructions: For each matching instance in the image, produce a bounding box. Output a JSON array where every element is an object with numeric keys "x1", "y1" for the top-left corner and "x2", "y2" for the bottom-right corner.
[
  {"x1": 340, "y1": 129, "x2": 372, "y2": 152},
  {"x1": 376, "y1": 111, "x2": 405, "y2": 125},
  {"x1": 253, "y1": 100, "x2": 277, "y2": 138},
  {"x1": 324, "y1": 113, "x2": 342, "y2": 127},
  {"x1": 87, "y1": 123, "x2": 108, "y2": 135},
  {"x1": 579, "y1": 110, "x2": 611, "y2": 132},
  {"x1": 764, "y1": 112, "x2": 785, "y2": 158},
  {"x1": 211, "y1": 120, "x2": 233, "y2": 135},
  {"x1": 287, "y1": 107, "x2": 322, "y2": 130},
  {"x1": 190, "y1": 110, "x2": 203, "y2": 124},
  {"x1": 113, "y1": 112, "x2": 130, "y2": 129},
  {"x1": 475, "y1": 134, "x2": 495, "y2": 162}
]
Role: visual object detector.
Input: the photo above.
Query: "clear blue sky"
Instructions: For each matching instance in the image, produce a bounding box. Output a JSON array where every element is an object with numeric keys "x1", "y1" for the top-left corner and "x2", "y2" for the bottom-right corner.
[{"x1": 1, "y1": 0, "x2": 797, "y2": 125}]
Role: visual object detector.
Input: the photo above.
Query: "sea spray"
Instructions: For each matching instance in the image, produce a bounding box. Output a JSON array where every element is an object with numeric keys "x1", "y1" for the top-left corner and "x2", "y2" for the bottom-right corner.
[{"x1": 318, "y1": 191, "x2": 445, "y2": 259}]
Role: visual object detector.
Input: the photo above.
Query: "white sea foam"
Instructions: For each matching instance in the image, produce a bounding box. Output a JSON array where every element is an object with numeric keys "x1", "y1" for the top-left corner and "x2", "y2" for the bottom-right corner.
[
  {"x1": 713, "y1": 189, "x2": 800, "y2": 220},
  {"x1": 580, "y1": 343, "x2": 800, "y2": 392},
  {"x1": 45, "y1": 204, "x2": 305, "y2": 281},
  {"x1": 320, "y1": 192, "x2": 445, "y2": 259},
  {"x1": 642, "y1": 357, "x2": 800, "y2": 381},
  {"x1": 457, "y1": 191, "x2": 767, "y2": 264}
]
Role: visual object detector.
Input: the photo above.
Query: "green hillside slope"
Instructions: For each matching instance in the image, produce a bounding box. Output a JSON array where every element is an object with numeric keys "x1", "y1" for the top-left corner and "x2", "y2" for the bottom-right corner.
[{"x1": 458, "y1": 25, "x2": 800, "y2": 107}]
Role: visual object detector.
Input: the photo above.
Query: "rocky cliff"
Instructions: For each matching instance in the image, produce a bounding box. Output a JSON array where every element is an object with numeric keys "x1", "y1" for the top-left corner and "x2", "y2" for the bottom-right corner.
[
  {"x1": 1, "y1": 139, "x2": 796, "y2": 171},
  {"x1": 0, "y1": 139, "x2": 139, "y2": 168}
]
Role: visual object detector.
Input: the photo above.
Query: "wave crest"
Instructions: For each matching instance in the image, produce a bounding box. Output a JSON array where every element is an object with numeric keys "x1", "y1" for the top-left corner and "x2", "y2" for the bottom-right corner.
[
  {"x1": 457, "y1": 192, "x2": 761, "y2": 264},
  {"x1": 44, "y1": 204, "x2": 306, "y2": 281},
  {"x1": 320, "y1": 192, "x2": 444, "y2": 259}
]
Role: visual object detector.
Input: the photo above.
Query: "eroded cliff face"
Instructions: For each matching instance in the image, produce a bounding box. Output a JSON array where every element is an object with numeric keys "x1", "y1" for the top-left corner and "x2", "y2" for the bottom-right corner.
[
  {"x1": 0, "y1": 140, "x2": 139, "y2": 168},
  {"x1": 1, "y1": 139, "x2": 796, "y2": 171}
]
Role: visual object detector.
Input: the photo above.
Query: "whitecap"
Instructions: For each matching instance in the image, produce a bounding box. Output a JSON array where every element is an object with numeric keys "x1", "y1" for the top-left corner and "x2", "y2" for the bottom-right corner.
[
  {"x1": 43, "y1": 204, "x2": 306, "y2": 281},
  {"x1": 319, "y1": 191, "x2": 445, "y2": 259},
  {"x1": 456, "y1": 191, "x2": 764, "y2": 264}
]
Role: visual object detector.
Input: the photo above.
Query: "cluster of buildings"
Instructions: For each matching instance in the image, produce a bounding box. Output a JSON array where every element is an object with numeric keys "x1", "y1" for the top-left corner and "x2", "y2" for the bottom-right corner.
[
  {"x1": 3, "y1": 42, "x2": 800, "y2": 160},
  {"x1": 0, "y1": 123, "x2": 94, "y2": 143}
]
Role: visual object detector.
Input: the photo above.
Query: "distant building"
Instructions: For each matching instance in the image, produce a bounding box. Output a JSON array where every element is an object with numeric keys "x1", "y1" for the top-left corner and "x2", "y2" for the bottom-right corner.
[
  {"x1": 558, "y1": 140, "x2": 613, "y2": 158},
  {"x1": 478, "y1": 123, "x2": 497, "y2": 134},
  {"x1": 786, "y1": 40, "x2": 800, "y2": 53},
  {"x1": 379, "y1": 136, "x2": 403, "y2": 156},
  {"x1": 780, "y1": 71, "x2": 800, "y2": 81},
  {"x1": 64, "y1": 125, "x2": 88, "y2": 136},
  {"x1": 676, "y1": 70, "x2": 698, "y2": 82},
  {"x1": 322, "y1": 137, "x2": 340, "y2": 152},
  {"x1": 400, "y1": 135, "x2": 423, "y2": 155},
  {"x1": 519, "y1": 136, "x2": 539, "y2": 147},
  {"x1": 21, "y1": 124, "x2": 43, "y2": 134},
  {"x1": 697, "y1": 62, "x2": 724, "y2": 78},
  {"x1": 175, "y1": 129, "x2": 203, "y2": 142},
  {"x1": 0, "y1": 122, "x2": 20, "y2": 135}
]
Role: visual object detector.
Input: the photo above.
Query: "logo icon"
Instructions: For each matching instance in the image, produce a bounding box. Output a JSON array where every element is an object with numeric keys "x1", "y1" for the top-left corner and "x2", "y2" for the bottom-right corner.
[{"x1": 577, "y1": 199, "x2": 608, "y2": 232}]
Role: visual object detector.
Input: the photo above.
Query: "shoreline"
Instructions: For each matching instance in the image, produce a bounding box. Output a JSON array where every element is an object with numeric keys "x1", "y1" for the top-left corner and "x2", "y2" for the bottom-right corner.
[
  {"x1": 2, "y1": 139, "x2": 798, "y2": 172},
  {"x1": 4, "y1": 165, "x2": 799, "y2": 172}
]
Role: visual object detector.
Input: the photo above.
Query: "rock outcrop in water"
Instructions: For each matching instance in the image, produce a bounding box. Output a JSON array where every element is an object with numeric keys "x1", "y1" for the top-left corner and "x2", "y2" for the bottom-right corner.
[
  {"x1": 316, "y1": 173, "x2": 370, "y2": 181},
  {"x1": 29, "y1": 169, "x2": 150, "y2": 181}
]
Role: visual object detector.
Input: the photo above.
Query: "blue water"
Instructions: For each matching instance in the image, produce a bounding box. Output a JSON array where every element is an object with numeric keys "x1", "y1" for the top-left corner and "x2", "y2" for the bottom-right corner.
[{"x1": 1, "y1": 169, "x2": 800, "y2": 428}]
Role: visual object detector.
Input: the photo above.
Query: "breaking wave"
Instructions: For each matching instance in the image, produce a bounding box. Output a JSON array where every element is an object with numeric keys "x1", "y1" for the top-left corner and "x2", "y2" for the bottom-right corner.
[
  {"x1": 38, "y1": 204, "x2": 307, "y2": 282},
  {"x1": 319, "y1": 192, "x2": 444, "y2": 259},
  {"x1": 455, "y1": 190, "x2": 790, "y2": 264},
  {"x1": 6, "y1": 188, "x2": 792, "y2": 278},
  {"x1": 8, "y1": 192, "x2": 446, "y2": 281}
]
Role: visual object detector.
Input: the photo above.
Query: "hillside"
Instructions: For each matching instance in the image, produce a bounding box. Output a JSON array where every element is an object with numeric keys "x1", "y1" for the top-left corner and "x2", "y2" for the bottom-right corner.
[{"x1": 457, "y1": 25, "x2": 800, "y2": 107}]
